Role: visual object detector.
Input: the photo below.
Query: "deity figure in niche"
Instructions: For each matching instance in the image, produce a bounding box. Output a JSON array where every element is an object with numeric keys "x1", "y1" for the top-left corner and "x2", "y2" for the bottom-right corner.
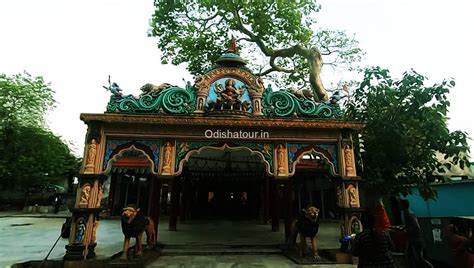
[
  {"x1": 79, "y1": 183, "x2": 91, "y2": 207},
  {"x1": 216, "y1": 79, "x2": 241, "y2": 103},
  {"x1": 348, "y1": 184, "x2": 359, "y2": 208},
  {"x1": 277, "y1": 144, "x2": 286, "y2": 174},
  {"x1": 84, "y1": 139, "x2": 97, "y2": 173},
  {"x1": 96, "y1": 184, "x2": 103, "y2": 208},
  {"x1": 162, "y1": 142, "x2": 172, "y2": 173},
  {"x1": 350, "y1": 217, "x2": 362, "y2": 234},
  {"x1": 344, "y1": 144, "x2": 355, "y2": 176},
  {"x1": 75, "y1": 217, "x2": 86, "y2": 243},
  {"x1": 210, "y1": 78, "x2": 250, "y2": 111}
]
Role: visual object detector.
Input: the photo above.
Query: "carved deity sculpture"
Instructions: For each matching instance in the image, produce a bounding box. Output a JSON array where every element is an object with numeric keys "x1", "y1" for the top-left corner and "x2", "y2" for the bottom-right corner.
[
  {"x1": 347, "y1": 184, "x2": 359, "y2": 208},
  {"x1": 249, "y1": 77, "x2": 265, "y2": 94},
  {"x1": 79, "y1": 183, "x2": 91, "y2": 207},
  {"x1": 277, "y1": 144, "x2": 286, "y2": 174},
  {"x1": 344, "y1": 144, "x2": 356, "y2": 176},
  {"x1": 198, "y1": 98, "x2": 204, "y2": 110},
  {"x1": 96, "y1": 184, "x2": 103, "y2": 208},
  {"x1": 74, "y1": 217, "x2": 86, "y2": 243},
  {"x1": 194, "y1": 74, "x2": 209, "y2": 93},
  {"x1": 255, "y1": 100, "x2": 260, "y2": 113},
  {"x1": 162, "y1": 142, "x2": 172, "y2": 174},
  {"x1": 216, "y1": 79, "x2": 242, "y2": 103},
  {"x1": 350, "y1": 217, "x2": 362, "y2": 234},
  {"x1": 84, "y1": 139, "x2": 97, "y2": 173}
]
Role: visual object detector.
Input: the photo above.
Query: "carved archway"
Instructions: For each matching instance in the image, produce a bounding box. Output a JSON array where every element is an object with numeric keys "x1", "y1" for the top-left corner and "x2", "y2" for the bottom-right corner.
[
  {"x1": 287, "y1": 143, "x2": 339, "y2": 177},
  {"x1": 175, "y1": 143, "x2": 273, "y2": 177},
  {"x1": 103, "y1": 145, "x2": 155, "y2": 175}
]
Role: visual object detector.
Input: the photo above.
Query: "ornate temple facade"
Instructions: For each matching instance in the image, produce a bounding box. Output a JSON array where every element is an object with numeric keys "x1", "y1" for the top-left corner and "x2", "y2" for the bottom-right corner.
[{"x1": 65, "y1": 43, "x2": 364, "y2": 259}]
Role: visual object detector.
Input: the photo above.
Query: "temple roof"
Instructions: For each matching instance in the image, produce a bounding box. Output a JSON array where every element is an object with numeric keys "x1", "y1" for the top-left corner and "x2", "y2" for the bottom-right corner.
[{"x1": 103, "y1": 39, "x2": 344, "y2": 120}]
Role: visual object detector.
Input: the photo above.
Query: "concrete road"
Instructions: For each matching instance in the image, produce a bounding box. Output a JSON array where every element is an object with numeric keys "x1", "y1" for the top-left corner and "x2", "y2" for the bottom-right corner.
[
  {"x1": 0, "y1": 215, "x2": 125, "y2": 267},
  {"x1": 0, "y1": 214, "x2": 354, "y2": 268}
]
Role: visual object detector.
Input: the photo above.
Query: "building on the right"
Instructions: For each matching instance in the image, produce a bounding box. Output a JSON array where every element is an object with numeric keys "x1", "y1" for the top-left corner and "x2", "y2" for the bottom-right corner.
[{"x1": 394, "y1": 157, "x2": 473, "y2": 267}]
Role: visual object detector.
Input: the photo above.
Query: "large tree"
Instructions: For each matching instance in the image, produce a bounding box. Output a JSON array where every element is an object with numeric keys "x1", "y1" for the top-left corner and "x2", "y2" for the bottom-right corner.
[
  {"x1": 0, "y1": 72, "x2": 78, "y2": 190},
  {"x1": 150, "y1": 0, "x2": 363, "y2": 101},
  {"x1": 345, "y1": 67, "x2": 470, "y2": 201}
]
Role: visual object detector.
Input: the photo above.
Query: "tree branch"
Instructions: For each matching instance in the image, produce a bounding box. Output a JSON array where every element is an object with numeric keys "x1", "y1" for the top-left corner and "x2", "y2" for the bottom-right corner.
[
  {"x1": 183, "y1": 5, "x2": 219, "y2": 22},
  {"x1": 258, "y1": 67, "x2": 278, "y2": 76},
  {"x1": 232, "y1": 9, "x2": 272, "y2": 56}
]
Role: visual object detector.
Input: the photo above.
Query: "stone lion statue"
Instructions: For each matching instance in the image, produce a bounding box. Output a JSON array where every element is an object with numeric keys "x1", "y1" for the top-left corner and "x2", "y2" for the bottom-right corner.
[{"x1": 140, "y1": 83, "x2": 172, "y2": 95}]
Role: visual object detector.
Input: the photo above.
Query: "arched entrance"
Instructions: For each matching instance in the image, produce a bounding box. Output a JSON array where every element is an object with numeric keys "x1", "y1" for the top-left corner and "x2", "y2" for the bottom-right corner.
[{"x1": 178, "y1": 146, "x2": 267, "y2": 221}]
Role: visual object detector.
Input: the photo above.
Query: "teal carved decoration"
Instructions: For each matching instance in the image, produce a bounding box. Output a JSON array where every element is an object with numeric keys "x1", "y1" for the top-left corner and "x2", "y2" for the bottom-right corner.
[
  {"x1": 106, "y1": 83, "x2": 196, "y2": 114},
  {"x1": 262, "y1": 87, "x2": 342, "y2": 118},
  {"x1": 175, "y1": 141, "x2": 217, "y2": 169},
  {"x1": 239, "y1": 142, "x2": 274, "y2": 173}
]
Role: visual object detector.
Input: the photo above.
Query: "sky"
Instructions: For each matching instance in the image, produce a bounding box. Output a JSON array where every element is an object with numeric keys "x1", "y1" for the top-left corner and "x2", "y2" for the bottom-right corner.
[{"x1": 0, "y1": 0, "x2": 473, "y2": 159}]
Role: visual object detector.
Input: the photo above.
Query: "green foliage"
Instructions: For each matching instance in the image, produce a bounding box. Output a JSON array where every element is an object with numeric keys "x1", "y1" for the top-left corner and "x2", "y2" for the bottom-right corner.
[
  {"x1": 0, "y1": 72, "x2": 79, "y2": 190},
  {"x1": 150, "y1": 0, "x2": 363, "y2": 89},
  {"x1": 345, "y1": 67, "x2": 470, "y2": 200},
  {"x1": 1, "y1": 124, "x2": 79, "y2": 188},
  {"x1": 0, "y1": 72, "x2": 54, "y2": 127}
]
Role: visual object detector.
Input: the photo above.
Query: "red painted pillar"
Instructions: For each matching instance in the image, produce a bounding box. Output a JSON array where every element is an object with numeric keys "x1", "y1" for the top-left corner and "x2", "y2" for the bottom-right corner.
[
  {"x1": 284, "y1": 180, "x2": 293, "y2": 242},
  {"x1": 148, "y1": 175, "x2": 161, "y2": 240},
  {"x1": 169, "y1": 177, "x2": 180, "y2": 231},
  {"x1": 180, "y1": 181, "x2": 192, "y2": 222},
  {"x1": 270, "y1": 178, "x2": 280, "y2": 232},
  {"x1": 263, "y1": 175, "x2": 269, "y2": 224}
]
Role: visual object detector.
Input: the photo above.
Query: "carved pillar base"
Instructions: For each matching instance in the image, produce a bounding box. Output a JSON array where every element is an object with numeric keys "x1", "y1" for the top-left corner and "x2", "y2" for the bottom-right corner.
[
  {"x1": 64, "y1": 242, "x2": 96, "y2": 260},
  {"x1": 64, "y1": 244, "x2": 85, "y2": 260},
  {"x1": 65, "y1": 174, "x2": 106, "y2": 260}
]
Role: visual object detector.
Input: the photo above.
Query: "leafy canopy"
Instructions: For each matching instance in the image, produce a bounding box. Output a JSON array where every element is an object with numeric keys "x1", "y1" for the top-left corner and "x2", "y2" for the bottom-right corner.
[
  {"x1": 150, "y1": 0, "x2": 363, "y2": 100},
  {"x1": 0, "y1": 72, "x2": 78, "y2": 190},
  {"x1": 345, "y1": 67, "x2": 470, "y2": 200},
  {"x1": 0, "y1": 72, "x2": 54, "y2": 128}
]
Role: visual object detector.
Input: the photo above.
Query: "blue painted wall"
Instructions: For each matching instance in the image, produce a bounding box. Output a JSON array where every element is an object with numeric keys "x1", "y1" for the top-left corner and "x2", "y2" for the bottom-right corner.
[{"x1": 404, "y1": 180, "x2": 474, "y2": 217}]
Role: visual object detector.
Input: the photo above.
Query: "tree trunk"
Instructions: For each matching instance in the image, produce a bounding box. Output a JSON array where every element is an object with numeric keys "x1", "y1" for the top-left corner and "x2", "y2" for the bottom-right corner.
[{"x1": 308, "y1": 49, "x2": 329, "y2": 102}]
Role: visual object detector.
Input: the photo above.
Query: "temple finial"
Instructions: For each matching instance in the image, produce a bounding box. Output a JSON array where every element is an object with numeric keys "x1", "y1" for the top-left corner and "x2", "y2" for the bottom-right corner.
[{"x1": 228, "y1": 35, "x2": 238, "y2": 54}]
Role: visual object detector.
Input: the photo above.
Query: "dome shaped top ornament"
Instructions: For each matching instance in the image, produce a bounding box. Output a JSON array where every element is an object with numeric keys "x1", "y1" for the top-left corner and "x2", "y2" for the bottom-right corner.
[{"x1": 216, "y1": 36, "x2": 247, "y2": 66}]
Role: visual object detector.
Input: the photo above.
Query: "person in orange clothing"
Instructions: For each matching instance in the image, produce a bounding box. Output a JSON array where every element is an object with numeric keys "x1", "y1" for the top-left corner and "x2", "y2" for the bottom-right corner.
[
  {"x1": 445, "y1": 218, "x2": 474, "y2": 268},
  {"x1": 373, "y1": 198, "x2": 391, "y2": 234}
]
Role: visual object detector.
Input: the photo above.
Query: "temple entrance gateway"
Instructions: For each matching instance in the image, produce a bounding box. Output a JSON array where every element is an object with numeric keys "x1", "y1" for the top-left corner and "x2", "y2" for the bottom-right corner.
[
  {"x1": 65, "y1": 41, "x2": 364, "y2": 260},
  {"x1": 178, "y1": 148, "x2": 266, "y2": 221}
]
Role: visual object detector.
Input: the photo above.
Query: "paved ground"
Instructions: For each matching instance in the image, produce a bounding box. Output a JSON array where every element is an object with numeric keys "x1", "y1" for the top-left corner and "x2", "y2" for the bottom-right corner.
[{"x1": 0, "y1": 211, "x2": 355, "y2": 268}]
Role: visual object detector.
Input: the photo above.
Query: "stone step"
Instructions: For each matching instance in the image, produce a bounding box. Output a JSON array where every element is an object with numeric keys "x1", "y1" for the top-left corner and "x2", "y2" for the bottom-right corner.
[{"x1": 161, "y1": 245, "x2": 282, "y2": 255}]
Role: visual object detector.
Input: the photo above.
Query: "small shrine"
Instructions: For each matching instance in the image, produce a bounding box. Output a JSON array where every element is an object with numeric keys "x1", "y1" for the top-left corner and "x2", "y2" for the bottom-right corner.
[{"x1": 65, "y1": 39, "x2": 364, "y2": 261}]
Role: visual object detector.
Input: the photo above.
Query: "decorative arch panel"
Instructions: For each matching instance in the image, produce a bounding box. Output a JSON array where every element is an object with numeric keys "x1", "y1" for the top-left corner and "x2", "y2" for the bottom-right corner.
[
  {"x1": 175, "y1": 141, "x2": 274, "y2": 176},
  {"x1": 103, "y1": 139, "x2": 161, "y2": 173},
  {"x1": 287, "y1": 143, "x2": 339, "y2": 176}
]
